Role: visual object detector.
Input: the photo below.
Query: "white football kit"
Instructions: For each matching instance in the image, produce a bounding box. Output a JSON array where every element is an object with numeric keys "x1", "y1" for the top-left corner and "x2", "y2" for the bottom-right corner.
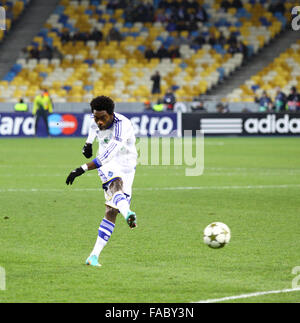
[{"x1": 86, "y1": 112, "x2": 137, "y2": 209}]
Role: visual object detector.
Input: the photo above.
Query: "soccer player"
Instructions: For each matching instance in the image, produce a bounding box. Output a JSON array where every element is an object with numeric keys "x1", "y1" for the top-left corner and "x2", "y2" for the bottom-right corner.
[{"x1": 66, "y1": 96, "x2": 137, "y2": 267}]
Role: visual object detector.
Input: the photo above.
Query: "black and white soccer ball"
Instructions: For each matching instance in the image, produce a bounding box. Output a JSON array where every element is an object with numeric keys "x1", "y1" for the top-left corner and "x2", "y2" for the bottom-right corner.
[{"x1": 203, "y1": 222, "x2": 231, "y2": 248}]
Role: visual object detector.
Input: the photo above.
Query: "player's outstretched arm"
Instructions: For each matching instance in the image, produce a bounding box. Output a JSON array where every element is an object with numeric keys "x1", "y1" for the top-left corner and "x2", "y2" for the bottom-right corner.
[{"x1": 66, "y1": 161, "x2": 97, "y2": 185}]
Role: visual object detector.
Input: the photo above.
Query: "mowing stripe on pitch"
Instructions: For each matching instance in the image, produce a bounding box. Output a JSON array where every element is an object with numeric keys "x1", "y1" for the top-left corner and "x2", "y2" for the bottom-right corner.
[
  {"x1": 194, "y1": 287, "x2": 300, "y2": 303},
  {"x1": 142, "y1": 184, "x2": 300, "y2": 191},
  {"x1": 0, "y1": 184, "x2": 300, "y2": 193}
]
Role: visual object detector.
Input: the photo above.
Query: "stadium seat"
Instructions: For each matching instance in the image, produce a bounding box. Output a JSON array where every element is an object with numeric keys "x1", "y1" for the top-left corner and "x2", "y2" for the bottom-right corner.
[
  {"x1": 226, "y1": 39, "x2": 300, "y2": 102},
  {"x1": 1, "y1": 0, "x2": 298, "y2": 103}
]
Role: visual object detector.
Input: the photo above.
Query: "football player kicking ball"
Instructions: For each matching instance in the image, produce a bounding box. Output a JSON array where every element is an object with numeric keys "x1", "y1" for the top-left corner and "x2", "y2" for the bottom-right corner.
[{"x1": 66, "y1": 96, "x2": 137, "y2": 267}]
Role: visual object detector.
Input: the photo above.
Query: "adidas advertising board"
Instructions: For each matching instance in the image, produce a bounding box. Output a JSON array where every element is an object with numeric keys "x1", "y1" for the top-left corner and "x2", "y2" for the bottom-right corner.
[
  {"x1": 244, "y1": 114, "x2": 300, "y2": 134},
  {"x1": 182, "y1": 113, "x2": 300, "y2": 136}
]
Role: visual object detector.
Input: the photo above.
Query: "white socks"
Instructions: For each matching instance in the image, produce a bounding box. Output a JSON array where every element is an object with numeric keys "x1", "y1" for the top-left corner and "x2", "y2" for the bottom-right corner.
[
  {"x1": 111, "y1": 191, "x2": 130, "y2": 218},
  {"x1": 90, "y1": 218, "x2": 115, "y2": 258}
]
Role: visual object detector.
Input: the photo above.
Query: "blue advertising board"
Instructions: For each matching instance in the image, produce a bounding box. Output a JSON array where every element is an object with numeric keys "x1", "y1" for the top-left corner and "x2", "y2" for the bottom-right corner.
[
  {"x1": 124, "y1": 112, "x2": 178, "y2": 137},
  {"x1": 0, "y1": 112, "x2": 179, "y2": 137}
]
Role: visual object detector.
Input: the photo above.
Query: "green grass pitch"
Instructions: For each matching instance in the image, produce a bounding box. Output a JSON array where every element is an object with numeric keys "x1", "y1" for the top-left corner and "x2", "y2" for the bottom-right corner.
[{"x1": 0, "y1": 136, "x2": 300, "y2": 303}]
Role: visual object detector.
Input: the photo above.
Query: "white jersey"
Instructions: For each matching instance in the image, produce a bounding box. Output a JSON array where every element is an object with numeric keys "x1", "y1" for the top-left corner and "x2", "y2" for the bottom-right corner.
[{"x1": 87, "y1": 112, "x2": 137, "y2": 170}]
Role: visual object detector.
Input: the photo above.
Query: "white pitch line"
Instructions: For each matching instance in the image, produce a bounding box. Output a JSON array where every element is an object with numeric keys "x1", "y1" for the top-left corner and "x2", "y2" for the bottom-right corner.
[
  {"x1": 0, "y1": 188, "x2": 100, "y2": 193},
  {"x1": 194, "y1": 287, "x2": 300, "y2": 303},
  {"x1": 0, "y1": 184, "x2": 300, "y2": 193},
  {"x1": 140, "y1": 184, "x2": 300, "y2": 191},
  {"x1": 2, "y1": 172, "x2": 300, "y2": 178}
]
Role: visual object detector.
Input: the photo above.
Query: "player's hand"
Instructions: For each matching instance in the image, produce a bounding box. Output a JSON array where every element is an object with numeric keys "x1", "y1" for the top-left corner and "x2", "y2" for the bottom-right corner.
[
  {"x1": 66, "y1": 167, "x2": 85, "y2": 185},
  {"x1": 82, "y1": 143, "x2": 93, "y2": 158}
]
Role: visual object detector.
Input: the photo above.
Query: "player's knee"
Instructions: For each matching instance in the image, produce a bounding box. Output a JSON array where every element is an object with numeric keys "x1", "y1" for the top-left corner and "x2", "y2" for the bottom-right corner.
[{"x1": 109, "y1": 177, "x2": 123, "y2": 193}]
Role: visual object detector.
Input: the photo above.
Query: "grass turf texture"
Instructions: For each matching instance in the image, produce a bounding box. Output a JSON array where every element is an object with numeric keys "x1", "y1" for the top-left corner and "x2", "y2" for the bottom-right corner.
[{"x1": 0, "y1": 137, "x2": 300, "y2": 303}]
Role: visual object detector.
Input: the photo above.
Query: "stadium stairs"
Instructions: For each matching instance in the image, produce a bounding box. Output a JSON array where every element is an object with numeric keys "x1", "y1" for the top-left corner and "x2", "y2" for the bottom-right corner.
[
  {"x1": 0, "y1": 0, "x2": 59, "y2": 80},
  {"x1": 207, "y1": 27, "x2": 300, "y2": 100}
]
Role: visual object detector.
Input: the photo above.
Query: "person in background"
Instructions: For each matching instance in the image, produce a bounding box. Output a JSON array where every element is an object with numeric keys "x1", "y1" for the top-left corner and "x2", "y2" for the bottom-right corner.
[
  {"x1": 268, "y1": 0, "x2": 285, "y2": 15},
  {"x1": 287, "y1": 86, "x2": 300, "y2": 111},
  {"x1": 14, "y1": 98, "x2": 28, "y2": 112},
  {"x1": 274, "y1": 87, "x2": 287, "y2": 112},
  {"x1": 163, "y1": 87, "x2": 176, "y2": 111},
  {"x1": 29, "y1": 45, "x2": 40, "y2": 59},
  {"x1": 255, "y1": 91, "x2": 273, "y2": 112},
  {"x1": 145, "y1": 46, "x2": 155, "y2": 61},
  {"x1": 39, "y1": 44, "x2": 53, "y2": 60},
  {"x1": 19, "y1": 47, "x2": 30, "y2": 60},
  {"x1": 61, "y1": 29, "x2": 71, "y2": 44},
  {"x1": 228, "y1": 42, "x2": 238, "y2": 55},
  {"x1": 220, "y1": 0, "x2": 231, "y2": 11},
  {"x1": 106, "y1": 27, "x2": 123, "y2": 44},
  {"x1": 216, "y1": 102, "x2": 230, "y2": 113},
  {"x1": 195, "y1": 5, "x2": 208, "y2": 23},
  {"x1": 156, "y1": 44, "x2": 169, "y2": 60},
  {"x1": 168, "y1": 45, "x2": 180, "y2": 60},
  {"x1": 150, "y1": 71, "x2": 161, "y2": 95},
  {"x1": 32, "y1": 89, "x2": 53, "y2": 136},
  {"x1": 232, "y1": 0, "x2": 243, "y2": 10},
  {"x1": 152, "y1": 99, "x2": 165, "y2": 112},
  {"x1": 237, "y1": 40, "x2": 248, "y2": 62},
  {"x1": 174, "y1": 101, "x2": 187, "y2": 113},
  {"x1": 191, "y1": 99, "x2": 207, "y2": 113},
  {"x1": 208, "y1": 32, "x2": 217, "y2": 46},
  {"x1": 72, "y1": 31, "x2": 89, "y2": 43},
  {"x1": 89, "y1": 28, "x2": 103, "y2": 43},
  {"x1": 143, "y1": 100, "x2": 153, "y2": 112}
]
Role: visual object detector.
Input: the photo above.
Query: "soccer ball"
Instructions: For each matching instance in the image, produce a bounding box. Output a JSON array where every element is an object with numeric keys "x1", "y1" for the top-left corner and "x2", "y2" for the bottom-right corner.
[{"x1": 203, "y1": 222, "x2": 231, "y2": 248}]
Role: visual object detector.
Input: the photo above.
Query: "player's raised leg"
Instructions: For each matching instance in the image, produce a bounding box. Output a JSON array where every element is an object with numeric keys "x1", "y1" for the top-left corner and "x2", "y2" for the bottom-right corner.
[{"x1": 109, "y1": 178, "x2": 137, "y2": 228}]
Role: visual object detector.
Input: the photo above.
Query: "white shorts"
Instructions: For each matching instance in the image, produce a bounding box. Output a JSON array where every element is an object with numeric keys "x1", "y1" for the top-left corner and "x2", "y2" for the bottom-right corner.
[{"x1": 97, "y1": 161, "x2": 136, "y2": 209}]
